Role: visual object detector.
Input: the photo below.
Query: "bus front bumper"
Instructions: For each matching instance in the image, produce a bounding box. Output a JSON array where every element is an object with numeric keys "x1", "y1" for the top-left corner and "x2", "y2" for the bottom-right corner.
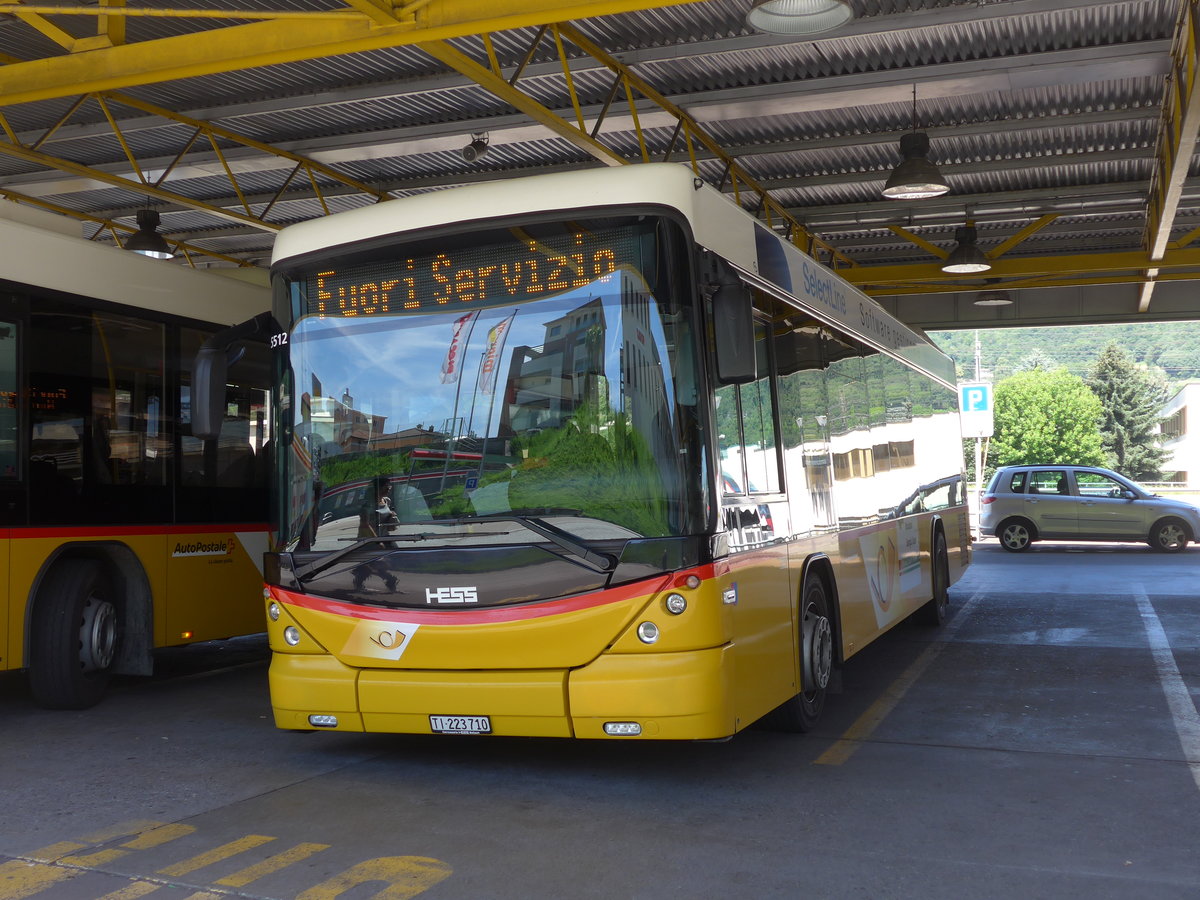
[{"x1": 269, "y1": 645, "x2": 735, "y2": 740}]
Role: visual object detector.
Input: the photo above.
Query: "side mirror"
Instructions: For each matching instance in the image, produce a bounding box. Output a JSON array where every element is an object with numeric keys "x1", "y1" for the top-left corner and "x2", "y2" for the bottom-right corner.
[
  {"x1": 712, "y1": 278, "x2": 757, "y2": 385},
  {"x1": 192, "y1": 312, "x2": 275, "y2": 441}
]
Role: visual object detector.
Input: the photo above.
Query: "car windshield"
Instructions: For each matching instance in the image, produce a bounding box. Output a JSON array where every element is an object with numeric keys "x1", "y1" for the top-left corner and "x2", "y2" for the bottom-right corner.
[{"x1": 274, "y1": 218, "x2": 705, "y2": 552}]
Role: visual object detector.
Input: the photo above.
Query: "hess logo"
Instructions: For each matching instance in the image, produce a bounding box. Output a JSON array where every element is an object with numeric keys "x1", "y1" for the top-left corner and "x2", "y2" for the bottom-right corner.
[{"x1": 425, "y1": 586, "x2": 479, "y2": 605}]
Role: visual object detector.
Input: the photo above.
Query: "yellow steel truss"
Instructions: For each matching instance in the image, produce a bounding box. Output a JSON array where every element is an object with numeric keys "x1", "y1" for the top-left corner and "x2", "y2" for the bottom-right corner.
[
  {"x1": 0, "y1": 187, "x2": 257, "y2": 267},
  {"x1": 842, "y1": 246, "x2": 1200, "y2": 296},
  {"x1": 1139, "y1": 0, "x2": 1200, "y2": 311},
  {"x1": 0, "y1": 0, "x2": 705, "y2": 105},
  {"x1": 0, "y1": 90, "x2": 392, "y2": 263},
  {"x1": 420, "y1": 24, "x2": 854, "y2": 267}
]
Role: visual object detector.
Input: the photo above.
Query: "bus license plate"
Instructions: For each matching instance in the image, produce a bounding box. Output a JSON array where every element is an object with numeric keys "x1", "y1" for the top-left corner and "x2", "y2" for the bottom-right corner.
[{"x1": 429, "y1": 715, "x2": 492, "y2": 734}]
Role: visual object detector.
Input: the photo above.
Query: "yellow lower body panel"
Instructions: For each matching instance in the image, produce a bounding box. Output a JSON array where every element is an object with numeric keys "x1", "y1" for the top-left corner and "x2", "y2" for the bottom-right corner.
[
  {"x1": 270, "y1": 654, "x2": 365, "y2": 731},
  {"x1": 360, "y1": 668, "x2": 571, "y2": 737},
  {"x1": 269, "y1": 645, "x2": 736, "y2": 740},
  {"x1": 569, "y1": 646, "x2": 735, "y2": 740}
]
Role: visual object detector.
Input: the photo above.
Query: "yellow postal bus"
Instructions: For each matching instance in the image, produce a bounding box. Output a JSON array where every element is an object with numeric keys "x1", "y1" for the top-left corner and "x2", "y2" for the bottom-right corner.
[
  {"x1": 1, "y1": 205, "x2": 270, "y2": 707},
  {"x1": 212, "y1": 164, "x2": 970, "y2": 739}
]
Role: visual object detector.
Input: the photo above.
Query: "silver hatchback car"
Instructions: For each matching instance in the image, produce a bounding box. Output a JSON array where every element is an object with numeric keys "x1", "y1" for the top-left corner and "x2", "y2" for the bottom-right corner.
[{"x1": 979, "y1": 464, "x2": 1200, "y2": 553}]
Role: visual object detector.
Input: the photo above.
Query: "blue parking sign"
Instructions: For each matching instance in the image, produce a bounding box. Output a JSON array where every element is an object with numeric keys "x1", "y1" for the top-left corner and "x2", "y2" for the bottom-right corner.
[
  {"x1": 959, "y1": 383, "x2": 992, "y2": 413},
  {"x1": 958, "y1": 382, "x2": 994, "y2": 438}
]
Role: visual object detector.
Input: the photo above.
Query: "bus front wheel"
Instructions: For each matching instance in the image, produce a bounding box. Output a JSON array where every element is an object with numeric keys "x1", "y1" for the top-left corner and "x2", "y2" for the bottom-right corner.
[
  {"x1": 765, "y1": 574, "x2": 833, "y2": 733},
  {"x1": 29, "y1": 560, "x2": 118, "y2": 709}
]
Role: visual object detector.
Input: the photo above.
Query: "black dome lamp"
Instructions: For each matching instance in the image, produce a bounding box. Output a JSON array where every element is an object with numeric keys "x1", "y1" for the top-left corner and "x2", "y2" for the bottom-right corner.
[
  {"x1": 125, "y1": 209, "x2": 175, "y2": 259},
  {"x1": 882, "y1": 86, "x2": 949, "y2": 200},
  {"x1": 941, "y1": 224, "x2": 991, "y2": 274}
]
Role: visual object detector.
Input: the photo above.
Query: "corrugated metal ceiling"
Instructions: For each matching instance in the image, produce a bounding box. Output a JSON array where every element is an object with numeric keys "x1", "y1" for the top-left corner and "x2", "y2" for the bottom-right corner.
[{"x1": 1, "y1": 0, "x2": 1198, "y2": 324}]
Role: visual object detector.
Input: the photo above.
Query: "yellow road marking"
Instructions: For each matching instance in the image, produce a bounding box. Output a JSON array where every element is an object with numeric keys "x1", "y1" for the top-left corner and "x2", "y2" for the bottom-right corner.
[
  {"x1": 0, "y1": 857, "x2": 79, "y2": 900},
  {"x1": 214, "y1": 843, "x2": 330, "y2": 888},
  {"x1": 23, "y1": 842, "x2": 87, "y2": 862},
  {"x1": 122, "y1": 824, "x2": 196, "y2": 851},
  {"x1": 95, "y1": 882, "x2": 163, "y2": 900},
  {"x1": 80, "y1": 823, "x2": 166, "y2": 844},
  {"x1": 2, "y1": 828, "x2": 452, "y2": 900},
  {"x1": 296, "y1": 857, "x2": 453, "y2": 900},
  {"x1": 814, "y1": 639, "x2": 944, "y2": 766},
  {"x1": 157, "y1": 835, "x2": 275, "y2": 877},
  {"x1": 815, "y1": 588, "x2": 981, "y2": 766}
]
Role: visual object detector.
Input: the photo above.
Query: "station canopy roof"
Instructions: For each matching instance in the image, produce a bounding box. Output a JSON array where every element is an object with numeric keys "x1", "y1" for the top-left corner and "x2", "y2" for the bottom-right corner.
[{"x1": 2, "y1": 0, "x2": 1199, "y2": 329}]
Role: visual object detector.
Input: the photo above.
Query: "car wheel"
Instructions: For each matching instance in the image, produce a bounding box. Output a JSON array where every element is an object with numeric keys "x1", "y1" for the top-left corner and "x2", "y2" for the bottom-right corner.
[
  {"x1": 1148, "y1": 518, "x2": 1189, "y2": 553},
  {"x1": 998, "y1": 518, "x2": 1034, "y2": 552}
]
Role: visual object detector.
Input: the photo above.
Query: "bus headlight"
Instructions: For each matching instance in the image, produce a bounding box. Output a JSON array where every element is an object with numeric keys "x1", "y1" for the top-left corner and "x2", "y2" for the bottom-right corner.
[
  {"x1": 268, "y1": 602, "x2": 281, "y2": 621},
  {"x1": 664, "y1": 593, "x2": 687, "y2": 615},
  {"x1": 283, "y1": 626, "x2": 301, "y2": 646},
  {"x1": 637, "y1": 621, "x2": 659, "y2": 644}
]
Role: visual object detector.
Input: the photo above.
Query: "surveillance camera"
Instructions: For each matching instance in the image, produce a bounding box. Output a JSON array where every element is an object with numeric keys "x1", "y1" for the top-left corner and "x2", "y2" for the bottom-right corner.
[{"x1": 462, "y1": 136, "x2": 489, "y2": 163}]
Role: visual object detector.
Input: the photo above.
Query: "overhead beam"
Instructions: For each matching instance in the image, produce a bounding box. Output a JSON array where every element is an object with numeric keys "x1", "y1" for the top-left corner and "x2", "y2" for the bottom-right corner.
[
  {"x1": 841, "y1": 246, "x2": 1200, "y2": 288},
  {"x1": 1140, "y1": 0, "x2": 1200, "y2": 312},
  {"x1": 0, "y1": 0, "x2": 705, "y2": 106}
]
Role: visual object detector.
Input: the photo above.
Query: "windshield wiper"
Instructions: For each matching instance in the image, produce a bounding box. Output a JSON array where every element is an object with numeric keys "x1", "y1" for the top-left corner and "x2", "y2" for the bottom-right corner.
[
  {"x1": 293, "y1": 533, "x2": 433, "y2": 583},
  {"x1": 445, "y1": 513, "x2": 617, "y2": 573}
]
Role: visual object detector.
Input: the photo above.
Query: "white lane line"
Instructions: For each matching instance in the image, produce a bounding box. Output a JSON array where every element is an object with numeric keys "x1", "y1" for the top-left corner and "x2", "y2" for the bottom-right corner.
[{"x1": 1134, "y1": 587, "x2": 1200, "y2": 793}]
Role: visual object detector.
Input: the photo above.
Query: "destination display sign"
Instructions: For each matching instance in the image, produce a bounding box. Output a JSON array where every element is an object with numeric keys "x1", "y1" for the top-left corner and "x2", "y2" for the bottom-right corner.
[{"x1": 304, "y1": 228, "x2": 634, "y2": 318}]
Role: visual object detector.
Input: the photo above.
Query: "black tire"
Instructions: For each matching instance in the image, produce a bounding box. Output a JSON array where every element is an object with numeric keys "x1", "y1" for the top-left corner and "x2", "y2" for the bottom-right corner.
[
  {"x1": 28, "y1": 560, "x2": 118, "y2": 709},
  {"x1": 997, "y1": 518, "x2": 1034, "y2": 553},
  {"x1": 1148, "y1": 518, "x2": 1189, "y2": 553},
  {"x1": 916, "y1": 531, "x2": 950, "y2": 626},
  {"x1": 765, "y1": 575, "x2": 834, "y2": 733}
]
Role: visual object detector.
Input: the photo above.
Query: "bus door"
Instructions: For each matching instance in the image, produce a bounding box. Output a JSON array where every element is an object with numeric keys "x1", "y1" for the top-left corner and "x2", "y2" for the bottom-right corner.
[
  {"x1": 714, "y1": 309, "x2": 793, "y2": 723},
  {"x1": 0, "y1": 308, "x2": 20, "y2": 669}
]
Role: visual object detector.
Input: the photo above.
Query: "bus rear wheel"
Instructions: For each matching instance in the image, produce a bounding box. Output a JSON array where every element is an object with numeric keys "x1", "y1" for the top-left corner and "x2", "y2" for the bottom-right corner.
[
  {"x1": 29, "y1": 560, "x2": 118, "y2": 709},
  {"x1": 916, "y1": 531, "x2": 950, "y2": 626},
  {"x1": 765, "y1": 574, "x2": 833, "y2": 733}
]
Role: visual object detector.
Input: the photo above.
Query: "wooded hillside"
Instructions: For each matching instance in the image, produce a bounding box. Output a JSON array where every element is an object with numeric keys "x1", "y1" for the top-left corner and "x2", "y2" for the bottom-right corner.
[{"x1": 928, "y1": 321, "x2": 1200, "y2": 386}]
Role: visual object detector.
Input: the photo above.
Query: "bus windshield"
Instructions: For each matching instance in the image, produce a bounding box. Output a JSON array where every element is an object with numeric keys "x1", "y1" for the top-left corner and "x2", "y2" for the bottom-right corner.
[{"x1": 277, "y1": 218, "x2": 705, "y2": 552}]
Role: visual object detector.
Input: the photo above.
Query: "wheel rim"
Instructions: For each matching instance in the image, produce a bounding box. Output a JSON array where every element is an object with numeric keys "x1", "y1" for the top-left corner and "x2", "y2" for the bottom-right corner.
[
  {"x1": 1001, "y1": 523, "x2": 1029, "y2": 550},
  {"x1": 802, "y1": 605, "x2": 833, "y2": 693},
  {"x1": 79, "y1": 596, "x2": 117, "y2": 672},
  {"x1": 1156, "y1": 523, "x2": 1185, "y2": 550}
]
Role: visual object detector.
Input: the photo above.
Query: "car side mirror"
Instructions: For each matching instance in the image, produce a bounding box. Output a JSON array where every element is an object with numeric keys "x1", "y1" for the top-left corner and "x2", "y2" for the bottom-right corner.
[{"x1": 1122, "y1": 489, "x2": 1137, "y2": 500}]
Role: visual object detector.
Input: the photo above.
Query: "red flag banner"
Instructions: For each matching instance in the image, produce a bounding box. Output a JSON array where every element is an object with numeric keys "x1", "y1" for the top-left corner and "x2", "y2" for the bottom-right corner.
[{"x1": 440, "y1": 311, "x2": 479, "y2": 384}]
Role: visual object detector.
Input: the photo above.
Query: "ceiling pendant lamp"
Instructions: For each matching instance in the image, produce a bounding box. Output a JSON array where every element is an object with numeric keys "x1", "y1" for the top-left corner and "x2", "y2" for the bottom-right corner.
[
  {"x1": 125, "y1": 209, "x2": 175, "y2": 259},
  {"x1": 746, "y1": 0, "x2": 854, "y2": 35},
  {"x1": 974, "y1": 279, "x2": 1013, "y2": 306},
  {"x1": 941, "y1": 224, "x2": 991, "y2": 274},
  {"x1": 882, "y1": 86, "x2": 949, "y2": 200}
]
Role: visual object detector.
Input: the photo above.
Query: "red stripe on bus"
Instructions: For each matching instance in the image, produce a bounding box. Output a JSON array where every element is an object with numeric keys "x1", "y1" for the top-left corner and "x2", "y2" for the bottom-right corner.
[
  {"x1": 12, "y1": 523, "x2": 271, "y2": 539},
  {"x1": 273, "y1": 563, "x2": 719, "y2": 625}
]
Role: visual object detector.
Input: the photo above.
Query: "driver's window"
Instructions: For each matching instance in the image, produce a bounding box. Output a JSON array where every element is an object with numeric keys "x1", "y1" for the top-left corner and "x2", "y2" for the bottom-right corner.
[{"x1": 1076, "y1": 471, "x2": 1126, "y2": 498}]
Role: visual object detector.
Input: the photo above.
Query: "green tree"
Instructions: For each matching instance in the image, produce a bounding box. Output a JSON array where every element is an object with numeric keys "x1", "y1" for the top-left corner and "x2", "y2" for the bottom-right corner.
[
  {"x1": 1085, "y1": 342, "x2": 1168, "y2": 480},
  {"x1": 1013, "y1": 348, "x2": 1059, "y2": 373},
  {"x1": 987, "y1": 367, "x2": 1106, "y2": 475}
]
